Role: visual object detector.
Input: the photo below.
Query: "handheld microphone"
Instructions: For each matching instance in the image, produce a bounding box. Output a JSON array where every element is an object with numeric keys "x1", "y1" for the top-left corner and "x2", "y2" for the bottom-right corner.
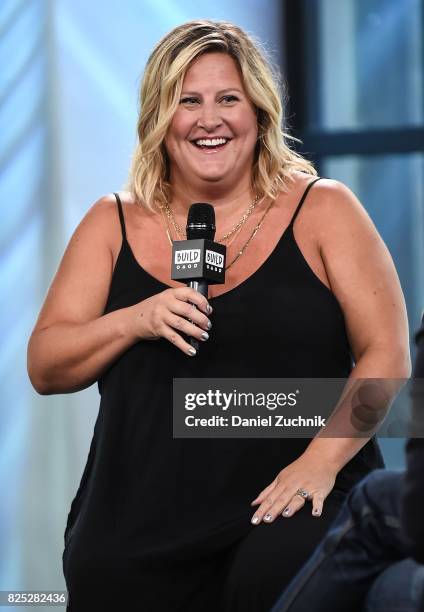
[{"x1": 171, "y1": 203, "x2": 226, "y2": 353}]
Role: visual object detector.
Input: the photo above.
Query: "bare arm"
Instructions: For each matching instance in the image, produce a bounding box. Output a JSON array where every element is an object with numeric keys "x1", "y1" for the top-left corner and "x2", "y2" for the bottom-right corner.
[
  {"x1": 27, "y1": 196, "x2": 139, "y2": 394},
  {"x1": 27, "y1": 195, "x2": 212, "y2": 395},
  {"x1": 250, "y1": 179, "x2": 412, "y2": 523},
  {"x1": 303, "y1": 179, "x2": 411, "y2": 467},
  {"x1": 28, "y1": 312, "x2": 141, "y2": 395}
]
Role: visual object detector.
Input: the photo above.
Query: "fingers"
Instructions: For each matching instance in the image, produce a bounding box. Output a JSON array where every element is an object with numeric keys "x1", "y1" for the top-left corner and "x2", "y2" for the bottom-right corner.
[
  {"x1": 134, "y1": 286, "x2": 213, "y2": 352},
  {"x1": 173, "y1": 287, "x2": 212, "y2": 316},
  {"x1": 160, "y1": 287, "x2": 213, "y2": 355},
  {"x1": 160, "y1": 323, "x2": 199, "y2": 356},
  {"x1": 250, "y1": 481, "x2": 277, "y2": 507},
  {"x1": 281, "y1": 495, "x2": 306, "y2": 518},
  {"x1": 251, "y1": 488, "x2": 295, "y2": 525},
  {"x1": 251, "y1": 489, "x2": 325, "y2": 524},
  {"x1": 165, "y1": 313, "x2": 210, "y2": 347},
  {"x1": 171, "y1": 297, "x2": 212, "y2": 332},
  {"x1": 311, "y1": 493, "x2": 325, "y2": 517}
]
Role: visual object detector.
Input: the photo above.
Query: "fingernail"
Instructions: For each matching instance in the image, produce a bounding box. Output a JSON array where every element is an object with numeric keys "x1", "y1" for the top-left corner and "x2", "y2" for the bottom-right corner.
[
  {"x1": 264, "y1": 513, "x2": 272, "y2": 522},
  {"x1": 207, "y1": 304, "x2": 213, "y2": 314},
  {"x1": 313, "y1": 508, "x2": 321, "y2": 516},
  {"x1": 188, "y1": 347, "x2": 196, "y2": 356},
  {"x1": 282, "y1": 507, "x2": 291, "y2": 516},
  {"x1": 201, "y1": 331, "x2": 209, "y2": 341},
  {"x1": 207, "y1": 320, "x2": 212, "y2": 330},
  {"x1": 251, "y1": 516, "x2": 259, "y2": 525}
]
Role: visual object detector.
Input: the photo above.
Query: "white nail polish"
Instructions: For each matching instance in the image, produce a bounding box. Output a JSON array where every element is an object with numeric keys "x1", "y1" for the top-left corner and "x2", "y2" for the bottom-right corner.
[
  {"x1": 188, "y1": 347, "x2": 196, "y2": 356},
  {"x1": 251, "y1": 516, "x2": 259, "y2": 524}
]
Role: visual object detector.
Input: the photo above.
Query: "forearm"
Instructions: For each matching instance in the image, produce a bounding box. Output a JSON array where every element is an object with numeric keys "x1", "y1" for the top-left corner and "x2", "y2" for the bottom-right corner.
[
  {"x1": 27, "y1": 305, "x2": 139, "y2": 394},
  {"x1": 304, "y1": 345, "x2": 411, "y2": 472}
]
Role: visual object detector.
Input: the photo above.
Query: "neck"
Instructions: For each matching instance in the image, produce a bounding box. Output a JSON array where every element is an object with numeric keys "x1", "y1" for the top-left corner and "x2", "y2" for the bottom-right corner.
[
  {"x1": 169, "y1": 164, "x2": 255, "y2": 206},
  {"x1": 169, "y1": 181, "x2": 256, "y2": 226},
  {"x1": 172, "y1": 190, "x2": 257, "y2": 241}
]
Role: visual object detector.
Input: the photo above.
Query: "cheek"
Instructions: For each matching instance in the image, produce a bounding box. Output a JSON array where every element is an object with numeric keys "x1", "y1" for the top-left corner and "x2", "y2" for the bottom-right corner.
[
  {"x1": 234, "y1": 117, "x2": 258, "y2": 152},
  {"x1": 168, "y1": 111, "x2": 191, "y2": 140},
  {"x1": 235, "y1": 111, "x2": 258, "y2": 141},
  {"x1": 164, "y1": 127, "x2": 184, "y2": 160}
]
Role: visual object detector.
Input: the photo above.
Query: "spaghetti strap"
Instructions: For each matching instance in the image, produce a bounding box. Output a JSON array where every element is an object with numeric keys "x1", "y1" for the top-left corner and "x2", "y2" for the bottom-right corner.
[
  {"x1": 113, "y1": 192, "x2": 127, "y2": 241},
  {"x1": 289, "y1": 177, "x2": 322, "y2": 227}
]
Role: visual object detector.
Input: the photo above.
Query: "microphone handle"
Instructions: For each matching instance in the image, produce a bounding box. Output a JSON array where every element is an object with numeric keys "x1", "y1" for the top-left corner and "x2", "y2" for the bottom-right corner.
[{"x1": 188, "y1": 280, "x2": 209, "y2": 353}]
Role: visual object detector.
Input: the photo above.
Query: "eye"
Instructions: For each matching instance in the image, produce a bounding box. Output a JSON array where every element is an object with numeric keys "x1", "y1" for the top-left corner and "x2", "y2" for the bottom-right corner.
[
  {"x1": 221, "y1": 95, "x2": 239, "y2": 104},
  {"x1": 180, "y1": 97, "x2": 200, "y2": 105}
]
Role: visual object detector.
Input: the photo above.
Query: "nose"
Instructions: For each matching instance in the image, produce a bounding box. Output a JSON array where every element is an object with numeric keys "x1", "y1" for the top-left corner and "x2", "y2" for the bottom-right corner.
[{"x1": 196, "y1": 102, "x2": 223, "y2": 131}]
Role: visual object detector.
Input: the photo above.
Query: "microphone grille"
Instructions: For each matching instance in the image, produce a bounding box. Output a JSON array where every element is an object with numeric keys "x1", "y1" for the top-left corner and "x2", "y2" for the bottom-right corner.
[
  {"x1": 186, "y1": 203, "x2": 216, "y2": 240},
  {"x1": 187, "y1": 203, "x2": 215, "y2": 226}
]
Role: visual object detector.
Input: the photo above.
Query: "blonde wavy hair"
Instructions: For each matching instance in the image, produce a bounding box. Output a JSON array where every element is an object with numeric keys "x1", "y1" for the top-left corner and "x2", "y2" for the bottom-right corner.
[{"x1": 127, "y1": 19, "x2": 316, "y2": 210}]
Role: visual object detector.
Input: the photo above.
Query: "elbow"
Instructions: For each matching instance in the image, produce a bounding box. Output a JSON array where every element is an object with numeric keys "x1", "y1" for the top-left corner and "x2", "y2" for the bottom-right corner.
[
  {"x1": 393, "y1": 328, "x2": 412, "y2": 378},
  {"x1": 389, "y1": 352, "x2": 412, "y2": 391},
  {"x1": 379, "y1": 342, "x2": 412, "y2": 379},
  {"x1": 27, "y1": 364, "x2": 52, "y2": 395},
  {"x1": 27, "y1": 352, "x2": 87, "y2": 395},
  {"x1": 27, "y1": 341, "x2": 53, "y2": 395},
  {"x1": 28, "y1": 365, "x2": 63, "y2": 395},
  {"x1": 355, "y1": 342, "x2": 412, "y2": 388},
  {"x1": 33, "y1": 384, "x2": 52, "y2": 396},
  {"x1": 28, "y1": 373, "x2": 78, "y2": 396},
  {"x1": 381, "y1": 337, "x2": 411, "y2": 378},
  {"x1": 398, "y1": 346, "x2": 412, "y2": 379}
]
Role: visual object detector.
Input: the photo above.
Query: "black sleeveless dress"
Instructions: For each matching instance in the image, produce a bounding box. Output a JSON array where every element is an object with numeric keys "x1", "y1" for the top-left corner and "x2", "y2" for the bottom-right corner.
[{"x1": 63, "y1": 179, "x2": 384, "y2": 611}]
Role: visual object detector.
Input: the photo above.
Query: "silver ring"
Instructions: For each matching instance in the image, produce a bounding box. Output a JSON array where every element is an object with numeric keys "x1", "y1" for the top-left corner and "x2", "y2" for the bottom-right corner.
[{"x1": 295, "y1": 488, "x2": 311, "y2": 500}]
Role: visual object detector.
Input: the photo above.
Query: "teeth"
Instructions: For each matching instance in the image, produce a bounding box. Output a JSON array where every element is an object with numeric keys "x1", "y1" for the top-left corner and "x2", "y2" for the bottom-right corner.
[{"x1": 194, "y1": 138, "x2": 228, "y2": 147}]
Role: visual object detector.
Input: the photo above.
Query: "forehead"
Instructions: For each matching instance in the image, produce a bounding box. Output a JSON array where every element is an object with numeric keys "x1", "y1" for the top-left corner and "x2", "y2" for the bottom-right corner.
[{"x1": 181, "y1": 52, "x2": 244, "y2": 90}]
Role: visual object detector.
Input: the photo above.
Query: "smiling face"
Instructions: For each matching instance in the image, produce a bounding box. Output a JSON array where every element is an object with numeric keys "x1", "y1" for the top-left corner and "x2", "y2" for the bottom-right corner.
[{"x1": 164, "y1": 52, "x2": 258, "y2": 194}]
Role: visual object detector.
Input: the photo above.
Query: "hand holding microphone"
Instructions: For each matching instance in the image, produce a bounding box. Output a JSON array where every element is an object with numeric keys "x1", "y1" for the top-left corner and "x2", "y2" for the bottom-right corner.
[
  {"x1": 171, "y1": 203, "x2": 226, "y2": 354},
  {"x1": 131, "y1": 203, "x2": 224, "y2": 356},
  {"x1": 131, "y1": 286, "x2": 212, "y2": 356}
]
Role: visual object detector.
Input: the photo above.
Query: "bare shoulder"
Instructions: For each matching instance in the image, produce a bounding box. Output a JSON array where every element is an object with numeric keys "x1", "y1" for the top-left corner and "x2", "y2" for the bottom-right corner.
[
  {"x1": 30, "y1": 192, "x2": 136, "y2": 332},
  {"x1": 287, "y1": 177, "x2": 380, "y2": 255},
  {"x1": 77, "y1": 190, "x2": 147, "y2": 250},
  {"x1": 79, "y1": 192, "x2": 122, "y2": 245},
  {"x1": 307, "y1": 177, "x2": 372, "y2": 228}
]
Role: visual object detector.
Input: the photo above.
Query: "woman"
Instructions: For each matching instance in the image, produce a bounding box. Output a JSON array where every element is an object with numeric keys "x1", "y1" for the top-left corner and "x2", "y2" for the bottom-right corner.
[{"x1": 27, "y1": 20, "x2": 410, "y2": 612}]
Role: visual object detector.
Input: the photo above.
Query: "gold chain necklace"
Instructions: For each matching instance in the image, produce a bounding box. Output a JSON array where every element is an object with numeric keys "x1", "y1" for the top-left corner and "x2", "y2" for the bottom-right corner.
[
  {"x1": 161, "y1": 195, "x2": 260, "y2": 243},
  {"x1": 160, "y1": 197, "x2": 275, "y2": 271},
  {"x1": 225, "y1": 198, "x2": 274, "y2": 270}
]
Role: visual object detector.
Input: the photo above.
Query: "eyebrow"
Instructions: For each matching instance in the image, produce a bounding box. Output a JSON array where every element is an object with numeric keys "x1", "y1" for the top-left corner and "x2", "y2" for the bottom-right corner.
[{"x1": 180, "y1": 88, "x2": 243, "y2": 96}]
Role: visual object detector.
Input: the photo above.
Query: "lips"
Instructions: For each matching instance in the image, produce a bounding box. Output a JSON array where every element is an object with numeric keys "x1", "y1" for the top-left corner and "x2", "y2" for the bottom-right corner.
[{"x1": 190, "y1": 137, "x2": 232, "y2": 152}]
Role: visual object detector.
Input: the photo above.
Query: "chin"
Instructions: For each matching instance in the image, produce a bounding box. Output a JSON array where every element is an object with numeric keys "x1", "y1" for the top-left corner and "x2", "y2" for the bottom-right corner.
[
  {"x1": 193, "y1": 166, "x2": 232, "y2": 183},
  {"x1": 198, "y1": 173, "x2": 227, "y2": 182},
  {"x1": 196, "y1": 177, "x2": 231, "y2": 187}
]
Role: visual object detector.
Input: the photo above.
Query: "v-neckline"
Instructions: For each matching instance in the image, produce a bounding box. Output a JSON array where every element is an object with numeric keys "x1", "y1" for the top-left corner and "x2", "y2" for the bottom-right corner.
[{"x1": 118, "y1": 225, "x2": 293, "y2": 301}]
